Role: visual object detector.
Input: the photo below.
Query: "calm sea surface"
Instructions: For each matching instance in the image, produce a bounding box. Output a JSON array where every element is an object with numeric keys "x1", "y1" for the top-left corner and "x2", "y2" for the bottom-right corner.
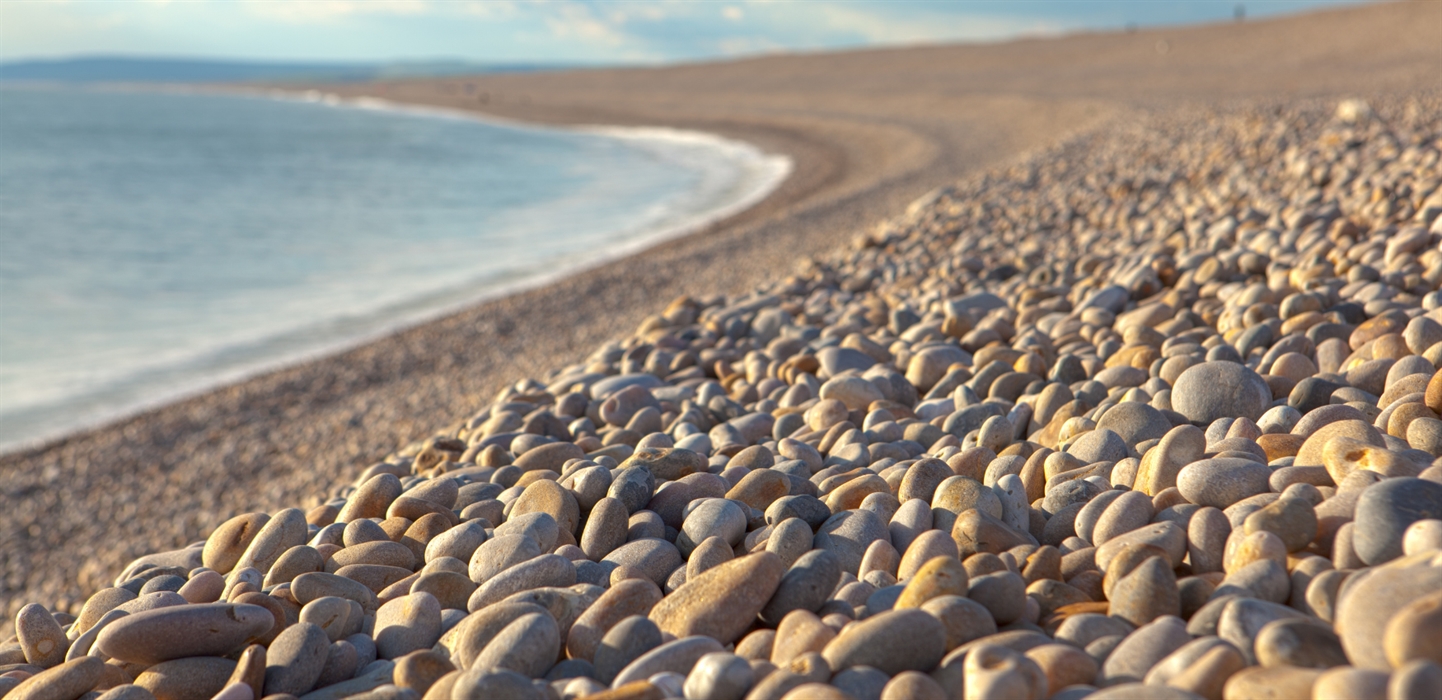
[{"x1": 0, "y1": 86, "x2": 788, "y2": 451}]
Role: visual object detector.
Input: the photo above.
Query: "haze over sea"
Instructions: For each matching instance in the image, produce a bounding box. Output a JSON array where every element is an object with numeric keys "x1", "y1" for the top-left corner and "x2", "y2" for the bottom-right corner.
[{"x1": 0, "y1": 85, "x2": 788, "y2": 452}]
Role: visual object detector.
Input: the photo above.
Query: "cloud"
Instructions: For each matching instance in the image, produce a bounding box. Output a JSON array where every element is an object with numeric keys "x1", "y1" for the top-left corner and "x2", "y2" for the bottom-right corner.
[{"x1": 241, "y1": 0, "x2": 430, "y2": 24}]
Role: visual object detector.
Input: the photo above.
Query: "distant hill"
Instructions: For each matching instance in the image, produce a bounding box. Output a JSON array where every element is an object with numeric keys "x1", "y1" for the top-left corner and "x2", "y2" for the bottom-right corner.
[{"x1": 0, "y1": 56, "x2": 574, "y2": 84}]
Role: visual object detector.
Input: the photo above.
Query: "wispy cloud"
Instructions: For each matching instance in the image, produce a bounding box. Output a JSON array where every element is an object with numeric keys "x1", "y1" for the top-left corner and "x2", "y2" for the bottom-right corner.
[{"x1": 241, "y1": 0, "x2": 430, "y2": 24}]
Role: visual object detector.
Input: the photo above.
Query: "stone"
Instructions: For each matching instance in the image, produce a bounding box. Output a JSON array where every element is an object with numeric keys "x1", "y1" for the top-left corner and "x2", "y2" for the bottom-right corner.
[
  {"x1": 134, "y1": 657, "x2": 236, "y2": 700},
  {"x1": 961, "y1": 644, "x2": 1048, "y2": 699},
  {"x1": 1067, "y1": 428, "x2": 1129, "y2": 464},
  {"x1": 602, "y1": 540, "x2": 684, "y2": 588},
  {"x1": 263, "y1": 622, "x2": 330, "y2": 696},
  {"x1": 813, "y1": 510, "x2": 889, "y2": 575},
  {"x1": 820, "y1": 609, "x2": 946, "y2": 675},
  {"x1": 649, "y1": 553, "x2": 785, "y2": 645},
  {"x1": 594, "y1": 616, "x2": 663, "y2": 684},
  {"x1": 1025, "y1": 643, "x2": 1098, "y2": 697},
  {"x1": 468, "y1": 553, "x2": 576, "y2": 610},
  {"x1": 471, "y1": 611, "x2": 561, "y2": 679},
  {"x1": 759, "y1": 549, "x2": 842, "y2": 625},
  {"x1": 894, "y1": 556, "x2": 968, "y2": 610},
  {"x1": 1220, "y1": 666, "x2": 1322, "y2": 700},
  {"x1": 1098, "y1": 616, "x2": 1191, "y2": 686},
  {"x1": 1255, "y1": 618, "x2": 1347, "y2": 669},
  {"x1": 14, "y1": 603, "x2": 69, "y2": 668},
  {"x1": 967, "y1": 570, "x2": 1027, "y2": 625},
  {"x1": 682, "y1": 652, "x2": 753, "y2": 700},
  {"x1": 1108, "y1": 556, "x2": 1181, "y2": 627},
  {"x1": 1243, "y1": 497, "x2": 1318, "y2": 553},
  {"x1": 1352, "y1": 477, "x2": 1442, "y2": 565},
  {"x1": 1385, "y1": 588, "x2": 1442, "y2": 668},
  {"x1": 1172, "y1": 362, "x2": 1271, "y2": 425},
  {"x1": 567, "y1": 579, "x2": 664, "y2": 662},
  {"x1": 612, "y1": 636, "x2": 726, "y2": 688},
  {"x1": 1335, "y1": 563, "x2": 1442, "y2": 670},
  {"x1": 373, "y1": 592, "x2": 442, "y2": 659},
  {"x1": 5, "y1": 656, "x2": 103, "y2": 700},
  {"x1": 1176, "y1": 458, "x2": 1271, "y2": 509},
  {"x1": 95, "y1": 603, "x2": 272, "y2": 665}
]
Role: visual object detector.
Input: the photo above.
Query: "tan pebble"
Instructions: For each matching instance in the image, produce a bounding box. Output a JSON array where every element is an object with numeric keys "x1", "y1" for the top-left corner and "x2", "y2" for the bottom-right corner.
[
  {"x1": 1384, "y1": 589, "x2": 1442, "y2": 668},
  {"x1": 1223, "y1": 529, "x2": 1287, "y2": 574},
  {"x1": 770, "y1": 610, "x2": 835, "y2": 665},
  {"x1": 329, "y1": 541, "x2": 416, "y2": 572},
  {"x1": 1243, "y1": 497, "x2": 1318, "y2": 553},
  {"x1": 1402, "y1": 519, "x2": 1442, "y2": 556},
  {"x1": 373, "y1": 592, "x2": 442, "y2": 660},
  {"x1": 566, "y1": 578, "x2": 663, "y2": 662},
  {"x1": 736, "y1": 629, "x2": 777, "y2": 662},
  {"x1": 1163, "y1": 643, "x2": 1246, "y2": 699},
  {"x1": 820, "y1": 609, "x2": 946, "y2": 676},
  {"x1": 894, "y1": 556, "x2": 968, "y2": 609},
  {"x1": 261, "y1": 546, "x2": 324, "y2": 588},
  {"x1": 176, "y1": 571, "x2": 225, "y2": 604},
  {"x1": 727, "y1": 470, "x2": 792, "y2": 511},
  {"x1": 96, "y1": 604, "x2": 272, "y2": 666},
  {"x1": 262, "y1": 622, "x2": 329, "y2": 696},
  {"x1": 1388, "y1": 659, "x2": 1442, "y2": 699},
  {"x1": 1335, "y1": 561, "x2": 1442, "y2": 670},
  {"x1": 202, "y1": 514, "x2": 270, "y2": 575},
  {"x1": 1108, "y1": 556, "x2": 1180, "y2": 627},
  {"x1": 224, "y1": 645, "x2": 265, "y2": 700},
  {"x1": 444, "y1": 601, "x2": 547, "y2": 668},
  {"x1": 15, "y1": 604, "x2": 69, "y2": 668},
  {"x1": 649, "y1": 553, "x2": 785, "y2": 645},
  {"x1": 233, "y1": 508, "x2": 308, "y2": 577},
  {"x1": 73, "y1": 589, "x2": 138, "y2": 638},
  {"x1": 135, "y1": 657, "x2": 236, "y2": 700},
  {"x1": 1299, "y1": 420, "x2": 1385, "y2": 469},
  {"x1": 1025, "y1": 643, "x2": 1097, "y2": 695},
  {"x1": 7, "y1": 656, "x2": 103, "y2": 700},
  {"x1": 962, "y1": 643, "x2": 1047, "y2": 699},
  {"x1": 392, "y1": 649, "x2": 454, "y2": 695},
  {"x1": 297, "y1": 597, "x2": 351, "y2": 643},
  {"x1": 1223, "y1": 665, "x2": 1323, "y2": 700},
  {"x1": 1311, "y1": 667, "x2": 1389, "y2": 700}
]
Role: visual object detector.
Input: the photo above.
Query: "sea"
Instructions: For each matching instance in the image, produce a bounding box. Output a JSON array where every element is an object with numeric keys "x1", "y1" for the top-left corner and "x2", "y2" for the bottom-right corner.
[{"x1": 0, "y1": 85, "x2": 790, "y2": 453}]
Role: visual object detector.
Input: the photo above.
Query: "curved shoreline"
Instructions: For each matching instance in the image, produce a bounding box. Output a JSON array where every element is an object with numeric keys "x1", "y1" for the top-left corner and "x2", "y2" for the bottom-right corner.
[
  {"x1": 3, "y1": 0, "x2": 1437, "y2": 615},
  {"x1": 0, "y1": 86, "x2": 792, "y2": 456}
]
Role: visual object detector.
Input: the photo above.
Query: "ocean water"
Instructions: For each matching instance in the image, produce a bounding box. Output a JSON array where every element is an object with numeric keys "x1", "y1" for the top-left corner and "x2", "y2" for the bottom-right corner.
[{"x1": 0, "y1": 86, "x2": 789, "y2": 452}]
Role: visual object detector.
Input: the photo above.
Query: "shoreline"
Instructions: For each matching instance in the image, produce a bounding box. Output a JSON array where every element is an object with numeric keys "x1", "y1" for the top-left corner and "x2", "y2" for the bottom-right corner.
[
  {"x1": 3, "y1": 0, "x2": 1437, "y2": 615},
  {"x1": 0, "y1": 85, "x2": 792, "y2": 456}
]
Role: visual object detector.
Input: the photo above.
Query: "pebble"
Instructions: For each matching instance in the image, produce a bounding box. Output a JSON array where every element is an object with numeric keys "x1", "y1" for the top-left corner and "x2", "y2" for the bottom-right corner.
[
  {"x1": 1172, "y1": 362, "x2": 1272, "y2": 425},
  {"x1": 612, "y1": 636, "x2": 726, "y2": 687},
  {"x1": 820, "y1": 608, "x2": 946, "y2": 675},
  {"x1": 14, "y1": 603, "x2": 68, "y2": 668},
  {"x1": 373, "y1": 592, "x2": 441, "y2": 659},
  {"x1": 471, "y1": 611, "x2": 560, "y2": 678},
  {"x1": 1352, "y1": 477, "x2": 1442, "y2": 565},
  {"x1": 263, "y1": 622, "x2": 331, "y2": 696},
  {"x1": 135, "y1": 657, "x2": 237, "y2": 700},
  {"x1": 95, "y1": 603, "x2": 273, "y2": 665},
  {"x1": 649, "y1": 553, "x2": 785, "y2": 645},
  {"x1": 1176, "y1": 458, "x2": 1272, "y2": 509}
]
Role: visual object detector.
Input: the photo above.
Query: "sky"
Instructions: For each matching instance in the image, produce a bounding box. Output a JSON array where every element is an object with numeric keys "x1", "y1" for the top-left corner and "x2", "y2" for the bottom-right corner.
[{"x1": 0, "y1": 0, "x2": 1369, "y2": 65}]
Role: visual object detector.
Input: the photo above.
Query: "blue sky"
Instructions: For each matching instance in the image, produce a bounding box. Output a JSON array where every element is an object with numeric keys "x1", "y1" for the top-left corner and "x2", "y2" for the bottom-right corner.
[{"x1": 0, "y1": 1, "x2": 1368, "y2": 65}]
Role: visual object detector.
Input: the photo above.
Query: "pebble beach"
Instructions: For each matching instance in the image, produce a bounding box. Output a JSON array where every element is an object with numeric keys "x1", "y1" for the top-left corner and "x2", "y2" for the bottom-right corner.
[{"x1": 5, "y1": 4, "x2": 1442, "y2": 700}]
